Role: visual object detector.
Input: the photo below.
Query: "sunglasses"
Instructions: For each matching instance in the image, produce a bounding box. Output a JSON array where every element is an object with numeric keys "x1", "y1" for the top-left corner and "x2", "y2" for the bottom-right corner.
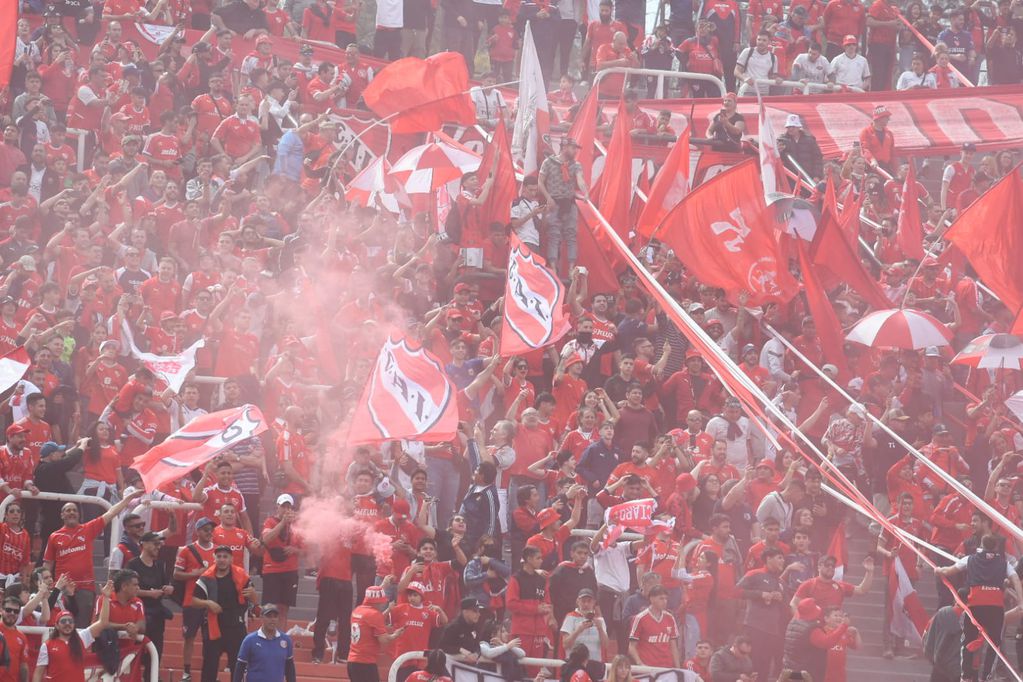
[
  {"x1": 57, "y1": 617, "x2": 74, "y2": 625},
  {"x1": 3, "y1": 608, "x2": 19, "y2": 614}
]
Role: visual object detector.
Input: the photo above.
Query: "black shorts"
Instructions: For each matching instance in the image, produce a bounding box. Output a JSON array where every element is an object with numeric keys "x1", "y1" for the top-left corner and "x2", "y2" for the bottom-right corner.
[
  {"x1": 347, "y1": 661, "x2": 380, "y2": 682},
  {"x1": 182, "y1": 606, "x2": 205, "y2": 638},
  {"x1": 262, "y1": 570, "x2": 299, "y2": 606}
]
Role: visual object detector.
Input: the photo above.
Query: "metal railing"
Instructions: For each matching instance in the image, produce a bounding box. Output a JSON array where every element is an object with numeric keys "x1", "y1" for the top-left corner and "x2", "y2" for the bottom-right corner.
[
  {"x1": 593, "y1": 67, "x2": 726, "y2": 99},
  {"x1": 388, "y1": 651, "x2": 672, "y2": 682},
  {"x1": 751, "y1": 78, "x2": 865, "y2": 95},
  {"x1": 0, "y1": 491, "x2": 118, "y2": 557},
  {"x1": 19, "y1": 626, "x2": 159, "y2": 682}
]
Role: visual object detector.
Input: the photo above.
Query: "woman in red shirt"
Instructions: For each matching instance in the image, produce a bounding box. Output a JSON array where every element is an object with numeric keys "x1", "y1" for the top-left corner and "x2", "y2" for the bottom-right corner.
[
  {"x1": 36, "y1": 582, "x2": 111, "y2": 682},
  {"x1": 77, "y1": 421, "x2": 124, "y2": 502}
]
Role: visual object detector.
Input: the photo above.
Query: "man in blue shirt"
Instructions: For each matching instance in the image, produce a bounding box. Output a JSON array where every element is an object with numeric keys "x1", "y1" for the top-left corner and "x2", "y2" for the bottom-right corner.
[
  {"x1": 578, "y1": 421, "x2": 623, "y2": 497},
  {"x1": 233, "y1": 605, "x2": 296, "y2": 682},
  {"x1": 937, "y1": 9, "x2": 977, "y2": 80}
]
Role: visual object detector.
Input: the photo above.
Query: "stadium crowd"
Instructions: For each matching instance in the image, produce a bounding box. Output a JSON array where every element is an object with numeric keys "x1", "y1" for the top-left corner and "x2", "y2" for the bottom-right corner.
[{"x1": 0, "y1": 0, "x2": 1021, "y2": 682}]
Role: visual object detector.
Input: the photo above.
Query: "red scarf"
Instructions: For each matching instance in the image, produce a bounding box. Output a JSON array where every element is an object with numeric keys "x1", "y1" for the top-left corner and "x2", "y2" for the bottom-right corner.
[{"x1": 929, "y1": 64, "x2": 953, "y2": 88}]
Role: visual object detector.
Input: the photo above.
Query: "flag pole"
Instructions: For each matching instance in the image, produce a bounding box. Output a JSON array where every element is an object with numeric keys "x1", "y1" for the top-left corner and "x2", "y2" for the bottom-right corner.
[{"x1": 583, "y1": 196, "x2": 1023, "y2": 678}]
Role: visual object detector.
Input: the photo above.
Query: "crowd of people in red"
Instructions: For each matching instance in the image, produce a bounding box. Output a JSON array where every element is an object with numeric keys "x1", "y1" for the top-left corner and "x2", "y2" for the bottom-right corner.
[{"x1": 0, "y1": 1, "x2": 1022, "y2": 682}]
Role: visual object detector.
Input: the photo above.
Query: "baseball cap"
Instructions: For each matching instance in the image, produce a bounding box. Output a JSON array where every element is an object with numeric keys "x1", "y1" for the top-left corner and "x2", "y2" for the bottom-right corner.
[
  {"x1": 685, "y1": 349, "x2": 702, "y2": 361},
  {"x1": 933, "y1": 422, "x2": 950, "y2": 435},
  {"x1": 195, "y1": 517, "x2": 216, "y2": 530},
  {"x1": 299, "y1": 44, "x2": 314, "y2": 55},
  {"x1": 536, "y1": 507, "x2": 560, "y2": 529},
  {"x1": 363, "y1": 585, "x2": 388, "y2": 605},
  {"x1": 140, "y1": 531, "x2": 163, "y2": 543},
  {"x1": 214, "y1": 545, "x2": 233, "y2": 555},
  {"x1": 578, "y1": 588, "x2": 596, "y2": 599},
  {"x1": 962, "y1": 142, "x2": 977, "y2": 152},
  {"x1": 924, "y1": 345, "x2": 941, "y2": 357},
  {"x1": 39, "y1": 441, "x2": 66, "y2": 458},
  {"x1": 564, "y1": 354, "x2": 584, "y2": 369},
  {"x1": 741, "y1": 343, "x2": 757, "y2": 356},
  {"x1": 453, "y1": 282, "x2": 472, "y2": 293},
  {"x1": 872, "y1": 105, "x2": 892, "y2": 120},
  {"x1": 842, "y1": 34, "x2": 857, "y2": 46},
  {"x1": 276, "y1": 493, "x2": 295, "y2": 506},
  {"x1": 260, "y1": 603, "x2": 280, "y2": 615},
  {"x1": 784, "y1": 114, "x2": 803, "y2": 128},
  {"x1": 797, "y1": 598, "x2": 822, "y2": 620},
  {"x1": 5, "y1": 423, "x2": 29, "y2": 438},
  {"x1": 460, "y1": 597, "x2": 483, "y2": 610},
  {"x1": 675, "y1": 472, "x2": 697, "y2": 493},
  {"x1": 406, "y1": 581, "x2": 427, "y2": 595},
  {"x1": 17, "y1": 255, "x2": 36, "y2": 272},
  {"x1": 391, "y1": 498, "x2": 411, "y2": 518}
]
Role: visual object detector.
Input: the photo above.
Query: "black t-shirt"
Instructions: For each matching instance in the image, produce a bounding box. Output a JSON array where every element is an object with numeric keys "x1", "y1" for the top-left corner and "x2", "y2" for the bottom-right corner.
[
  {"x1": 213, "y1": 1, "x2": 270, "y2": 34},
  {"x1": 126, "y1": 556, "x2": 168, "y2": 617},
  {"x1": 710, "y1": 112, "x2": 744, "y2": 144}
]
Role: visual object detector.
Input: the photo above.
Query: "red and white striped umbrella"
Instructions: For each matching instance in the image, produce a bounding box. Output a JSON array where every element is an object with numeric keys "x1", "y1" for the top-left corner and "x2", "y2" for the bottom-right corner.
[
  {"x1": 345, "y1": 157, "x2": 401, "y2": 213},
  {"x1": 845, "y1": 308, "x2": 953, "y2": 349},
  {"x1": 952, "y1": 333, "x2": 1023, "y2": 370},
  {"x1": 388, "y1": 141, "x2": 481, "y2": 194}
]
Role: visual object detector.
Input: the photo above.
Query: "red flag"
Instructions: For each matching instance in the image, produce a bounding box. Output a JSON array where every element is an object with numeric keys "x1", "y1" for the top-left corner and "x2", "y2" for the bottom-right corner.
[
  {"x1": 348, "y1": 335, "x2": 459, "y2": 443},
  {"x1": 896, "y1": 163, "x2": 925, "y2": 260},
  {"x1": 567, "y1": 85, "x2": 599, "y2": 189},
  {"x1": 888, "y1": 557, "x2": 930, "y2": 646},
  {"x1": 501, "y1": 236, "x2": 571, "y2": 356},
  {"x1": 598, "y1": 99, "x2": 634, "y2": 238},
  {"x1": 478, "y1": 118, "x2": 517, "y2": 226},
  {"x1": 654, "y1": 160, "x2": 798, "y2": 306},
  {"x1": 132, "y1": 405, "x2": 269, "y2": 493},
  {"x1": 826, "y1": 522, "x2": 848, "y2": 581},
  {"x1": 758, "y1": 103, "x2": 786, "y2": 202},
  {"x1": 576, "y1": 200, "x2": 623, "y2": 294},
  {"x1": 0, "y1": 4, "x2": 15, "y2": 91},
  {"x1": 630, "y1": 165, "x2": 649, "y2": 227},
  {"x1": 944, "y1": 170, "x2": 1023, "y2": 318},
  {"x1": 0, "y1": 347, "x2": 30, "y2": 395},
  {"x1": 838, "y1": 186, "x2": 864, "y2": 247},
  {"x1": 798, "y1": 242, "x2": 849, "y2": 375},
  {"x1": 362, "y1": 53, "x2": 475, "y2": 134},
  {"x1": 636, "y1": 125, "x2": 690, "y2": 238},
  {"x1": 692, "y1": 149, "x2": 746, "y2": 187},
  {"x1": 811, "y1": 206, "x2": 892, "y2": 311}
]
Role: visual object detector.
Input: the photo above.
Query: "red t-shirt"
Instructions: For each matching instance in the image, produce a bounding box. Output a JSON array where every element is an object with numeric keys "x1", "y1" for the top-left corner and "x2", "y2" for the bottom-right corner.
[
  {"x1": 212, "y1": 525, "x2": 256, "y2": 567},
  {"x1": 43, "y1": 517, "x2": 106, "y2": 588},
  {"x1": 200, "y1": 484, "x2": 247, "y2": 521},
  {"x1": 211, "y1": 115, "x2": 262, "y2": 158},
  {"x1": 348, "y1": 605, "x2": 388, "y2": 663},
  {"x1": 174, "y1": 541, "x2": 216, "y2": 606},
  {"x1": 794, "y1": 577, "x2": 855, "y2": 609},
  {"x1": 17, "y1": 417, "x2": 51, "y2": 465},
  {"x1": 0, "y1": 522, "x2": 31, "y2": 576},
  {"x1": 0, "y1": 623, "x2": 27, "y2": 682},
  {"x1": 214, "y1": 329, "x2": 259, "y2": 377},
  {"x1": 389, "y1": 602, "x2": 443, "y2": 655},
  {"x1": 628, "y1": 608, "x2": 680, "y2": 667},
  {"x1": 139, "y1": 277, "x2": 181, "y2": 317},
  {"x1": 262, "y1": 516, "x2": 300, "y2": 574}
]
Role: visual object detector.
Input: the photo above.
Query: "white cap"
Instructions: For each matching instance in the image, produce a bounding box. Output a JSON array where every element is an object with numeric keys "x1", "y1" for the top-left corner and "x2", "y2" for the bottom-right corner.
[
  {"x1": 784, "y1": 114, "x2": 803, "y2": 128},
  {"x1": 924, "y1": 345, "x2": 941, "y2": 357},
  {"x1": 847, "y1": 376, "x2": 864, "y2": 392},
  {"x1": 821, "y1": 363, "x2": 839, "y2": 377},
  {"x1": 276, "y1": 493, "x2": 295, "y2": 506},
  {"x1": 377, "y1": 478, "x2": 396, "y2": 498},
  {"x1": 848, "y1": 403, "x2": 867, "y2": 418}
]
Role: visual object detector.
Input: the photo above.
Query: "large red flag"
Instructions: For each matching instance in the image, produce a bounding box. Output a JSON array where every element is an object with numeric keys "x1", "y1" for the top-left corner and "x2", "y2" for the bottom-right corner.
[
  {"x1": 811, "y1": 206, "x2": 892, "y2": 310},
  {"x1": 798, "y1": 242, "x2": 849, "y2": 375},
  {"x1": 636, "y1": 125, "x2": 690, "y2": 238},
  {"x1": 132, "y1": 405, "x2": 268, "y2": 493},
  {"x1": 362, "y1": 53, "x2": 475, "y2": 134},
  {"x1": 0, "y1": 4, "x2": 15, "y2": 91},
  {"x1": 896, "y1": 163, "x2": 925, "y2": 260},
  {"x1": 567, "y1": 85, "x2": 599, "y2": 189},
  {"x1": 501, "y1": 236, "x2": 571, "y2": 355},
  {"x1": 944, "y1": 170, "x2": 1023, "y2": 319},
  {"x1": 654, "y1": 160, "x2": 798, "y2": 305},
  {"x1": 576, "y1": 200, "x2": 623, "y2": 294},
  {"x1": 478, "y1": 118, "x2": 517, "y2": 226},
  {"x1": 348, "y1": 335, "x2": 459, "y2": 443},
  {"x1": 598, "y1": 99, "x2": 634, "y2": 238}
]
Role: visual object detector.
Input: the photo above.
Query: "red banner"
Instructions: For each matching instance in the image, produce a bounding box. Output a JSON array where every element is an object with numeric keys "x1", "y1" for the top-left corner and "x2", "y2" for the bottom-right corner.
[
  {"x1": 348, "y1": 336, "x2": 459, "y2": 444},
  {"x1": 501, "y1": 236, "x2": 571, "y2": 356},
  {"x1": 132, "y1": 405, "x2": 268, "y2": 493},
  {"x1": 0, "y1": 3, "x2": 15, "y2": 91},
  {"x1": 654, "y1": 160, "x2": 798, "y2": 306}
]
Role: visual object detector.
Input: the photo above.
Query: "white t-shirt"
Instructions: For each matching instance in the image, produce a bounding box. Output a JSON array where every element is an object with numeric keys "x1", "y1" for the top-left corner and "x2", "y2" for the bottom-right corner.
[
  {"x1": 705, "y1": 415, "x2": 751, "y2": 468},
  {"x1": 375, "y1": 0, "x2": 403, "y2": 29},
  {"x1": 896, "y1": 69, "x2": 936, "y2": 90},
  {"x1": 736, "y1": 47, "x2": 776, "y2": 93},
  {"x1": 594, "y1": 541, "x2": 634, "y2": 593},
  {"x1": 560, "y1": 613, "x2": 607, "y2": 661},
  {"x1": 470, "y1": 87, "x2": 507, "y2": 123},
  {"x1": 830, "y1": 53, "x2": 870, "y2": 87},
  {"x1": 510, "y1": 196, "x2": 541, "y2": 246},
  {"x1": 791, "y1": 53, "x2": 833, "y2": 84}
]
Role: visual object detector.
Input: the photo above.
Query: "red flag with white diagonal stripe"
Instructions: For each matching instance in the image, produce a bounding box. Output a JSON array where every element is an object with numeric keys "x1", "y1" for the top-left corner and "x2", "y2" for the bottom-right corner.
[{"x1": 500, "y1": 236, "x2": 571, "y2": 356}]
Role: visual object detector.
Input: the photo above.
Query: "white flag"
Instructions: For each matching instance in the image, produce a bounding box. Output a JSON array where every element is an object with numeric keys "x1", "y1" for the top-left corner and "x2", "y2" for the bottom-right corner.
[{"x1": 511, "y1": 22, "x2": 549, "y2": 175}]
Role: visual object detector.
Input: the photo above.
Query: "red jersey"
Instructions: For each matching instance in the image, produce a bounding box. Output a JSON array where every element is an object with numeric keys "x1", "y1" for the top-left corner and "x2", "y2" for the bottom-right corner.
[
  {"x1": 637, "y1": 538, "x2": 683, "y2": 588},
  {"x1": 389, "y1": 602, "x2": 443, "y2": 656},
  {"x1": 372, "y1": 517, "x2": 420, "y2": 578},
  {"x1": 262, "y1": 516, "x2": 300, "y2": 574},
  {"x1": 0, "y1": 446, "x2": 34, "y2": 490},
  {"x1": 586, "y1": 19, "x2": 628, "y2": 66},
  {"x1": 214, "y1": 329, "x2": 259, "y2": 377},
  {"x1": 676, "y1": 37, "x2": 721, "y2": 74},
  {"x1": 794, "y1": 577, "x2": 855, "y2": 609},
  {"x1": 489, "y1": 24, "x2": 516, "y2": 62},
  {"x1": 628, "y1": 608, "x2": 680, "y2": 668},
  {"x1": 143, "y1": 131, "x2": 182, "y2": 171},
  {"x1": 212, "y1": 526, "x2": 256, "y2": 567},
  {"x1": 200, "y1": 484, "x2": 247, "y2": 521},
  {"x1": 82, "y1": 445, "x2": 120, "y2": 485},
  {"x1": 118, "y1": 408, "x2": 159, "y2": 466},
  {"x1": 211, "y1": 115, "x2": 261, "y2": 158},
  {"x1": 94, "y1": 594, "x2": 145, "y2": 626},
  {"x1": 17, "y1": 417, "x2": 50, "y2": 465},
  {"x1": 823, "y1": 0, "x2": 866, "y2": 44},
  {"x1": 348, "y1": 605, "x2": 388, "y2": 664},
  {"x1": 0, "y1": 622, "x2": 27, "y2": 682},
  {"x1": 37, "y1": 628, "x2": 97, "y2": 682},
  {"x1": 399, "y1": 562, "x2": 455, "y2": 610},
  {"x1": 0, "y1": 522, "x2": 30, "y2": 576},
  {"x1": 191, "y1": 93, "x2": 233, "y2": 137},
  {"x1": 139, "y1": 277, "x2": 181, "y2": 316},
  {"x1": 824, "y1": 627, "x2": 857, "y2": 682},
  {"x1": 174, "y1": 541, "x2": 216, "y2": 606},
  {"x1": 276, "y1": 429, "x2": 311, "y2": 496},
  {"x1": 43, "y1": 517, "x2": 106, "y2": 588}
]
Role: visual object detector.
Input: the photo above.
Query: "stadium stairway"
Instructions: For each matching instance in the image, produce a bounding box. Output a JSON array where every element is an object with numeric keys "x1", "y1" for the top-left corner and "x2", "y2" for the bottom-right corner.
[{"x1": 94, "y1": 519, "x2": 952, "y2": 682}]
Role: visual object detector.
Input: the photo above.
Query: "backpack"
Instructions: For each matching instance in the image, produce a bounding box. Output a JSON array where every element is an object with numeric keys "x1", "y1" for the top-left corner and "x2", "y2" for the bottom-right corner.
[{"x1": 171, "y1": 544, "x2": 204, "y2": 606}]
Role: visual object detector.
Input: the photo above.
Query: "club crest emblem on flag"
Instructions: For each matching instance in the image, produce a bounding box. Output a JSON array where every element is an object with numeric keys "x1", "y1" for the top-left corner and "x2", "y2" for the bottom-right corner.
[
  {"x1": 351, "y1": 335, "x2": 459, "y2": 443},
  {"x1": 501, "y1": 236, "x2": 571, "y2": 355}
]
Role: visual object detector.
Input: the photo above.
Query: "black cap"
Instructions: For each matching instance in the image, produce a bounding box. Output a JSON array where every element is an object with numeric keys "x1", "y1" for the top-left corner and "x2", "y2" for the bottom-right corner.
[
  {"x1": 460, "y1": 597, "x2": 483, "y2": 610},
  {"x1": 140, "y1": 531, "x2": 163, "y2": 543},
  {"x1": 962, "y1": 142, "x2": 977, "y2": 152},
  {"x1": 214, "y1": 545, "x2": 233, "y2": 555},
  {"x1": 260, "y1": 603, "x2": 280, "y2": 615}
]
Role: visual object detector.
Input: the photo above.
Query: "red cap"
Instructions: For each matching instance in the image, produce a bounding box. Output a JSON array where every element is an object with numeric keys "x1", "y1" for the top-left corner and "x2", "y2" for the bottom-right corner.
[
  {"x1": 842, "y1": 34, "x2": 857, "y2": 46},
  {"x1": 564, "y1": 354, "x2": 584, "y2": 369},
  {"x1": 872, "y1": 105, "x2": 892, "y2": 121},
  {"x1": 391, "y1": 498, "x2": 411, "y2": 517},
  {"x1": 453, "y1": 282, "x2": 472, "y2": 294},
  {"x1": 362, "y1": 586, "x2": 388, "y2": 605},
  {"x1": 675, "y1": 472, "x2": 697, "y2": 493},
  {"x1": 685, "y1": 349, "x2": 702, "y2": 361},
  {"x1": 536, "y1": 507, "x2": 560, "y2": 529},
  {"x1": 755, "y1": 459, "x2": 776, "y2": 472},
  {"x1": 5, "y1": 423, "x2": 29, "y2": 438},
  {"x1": 53, "y1": 609, "x2": 74, "y2": 623},
  {"x1": 159, "y1": 310, "x2": 177, "y2": 322},
  {"x1": 797, "y1": 598, "x2": 822, "y2": 620}
]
